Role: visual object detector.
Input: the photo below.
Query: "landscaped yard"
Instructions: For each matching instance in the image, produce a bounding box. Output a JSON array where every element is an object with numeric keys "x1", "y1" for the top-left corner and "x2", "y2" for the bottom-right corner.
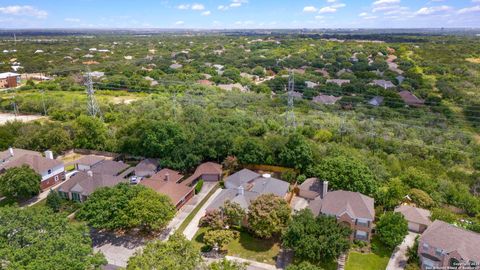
[
  {"x1": 177, "y1": 184, "x2": 219, "y2": 233},
  {"x1": 193, "y1": 227, "x2": 281, "y2": 265},
  {"x1": 345, "y1": 238, "x2": 393, "y2": 270}
]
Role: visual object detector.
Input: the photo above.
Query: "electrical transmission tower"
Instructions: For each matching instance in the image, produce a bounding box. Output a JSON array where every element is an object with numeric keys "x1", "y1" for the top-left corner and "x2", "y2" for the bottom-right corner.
[
  {"x1": 84, "y1": 71, "x2": 102, "y2": 118},
  {"x1": 285, "y1": 71, "x2": 297, "y2": 130}
]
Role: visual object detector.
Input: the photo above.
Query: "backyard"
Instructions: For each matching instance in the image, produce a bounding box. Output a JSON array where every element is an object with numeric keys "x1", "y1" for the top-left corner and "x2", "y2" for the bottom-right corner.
[
  {"x1": 345, "y1": 237, "x2": 393, "y2": 270},
  {"x1": 193, "y1": 227, "x2": 281, "y2": 265}
]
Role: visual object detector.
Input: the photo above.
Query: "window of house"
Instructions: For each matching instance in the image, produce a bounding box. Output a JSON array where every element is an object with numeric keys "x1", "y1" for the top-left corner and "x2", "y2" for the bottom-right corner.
[
  {"x1": 356, "y1": 219, "x2": 369, "y2": 227},
  {"x1": 72, "y1": 192, "x2": 81, "y2": 202},
  {"x1": 54, "y1": 175, "x2": 59, "y2": 181},
  {"x1": 48, "y1": 169, "x2": 52, "y2": 174},
  {"x1": 355, "y1": 230, "x2": 368, "y2": 240}
]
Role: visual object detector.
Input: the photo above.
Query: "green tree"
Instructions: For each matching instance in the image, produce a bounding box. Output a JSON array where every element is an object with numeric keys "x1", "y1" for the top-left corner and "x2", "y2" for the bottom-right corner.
[
  {"x1": 376, "y1": 212, "x2": 408, "y2": 249},
  {"x1": 287, "y1": 261, "x2": 325, "y2": 270},
  {"x1": 248, "y1": 194, "x2": 291, "y2": 239},
  {"x1": 127, "y1": 233, "x2": 202, "y2": 270},
  {"x1": 0, "y1": 207, "x2": 106, "y2": 270},
  {"x1": 203, "y1": 229, "x2": 239, "y2": 251},
  {"x1": 282, "y1": 209, "x2": 351, "y2": 263},
  {"x1": 0, "y1": 165, "x2": 41, "y2": 201},
  {"x1": 409, "y1": 188, "x2": 434, "y2": 208},
  {"x1": 279, "y1": 133, "x2": 314, "y2": 172},
  {"x1": 208, "y1": 259, "x2": 248, "y2": 270},
  {"x1": 377, "y1": 178, "x2": 408, "y2": 210},
  {"x1": 200, "y1": 209, "x2": 227, "y2": 229},
  {"x1": 221, "y1": 201, "x2": 246, "y2": 227},
  {"x1": 126, "y1": 188, "x2": 176, "y2": 231},
  {"x1": 72, "y1": 115, "x2": 107, "y2": 150},
  {"x1": 314, "y1": 156, "x2": 377, "y2": 196},
  {"x1": 46, "y1": 190, "x2": 63, "y2": 212}
]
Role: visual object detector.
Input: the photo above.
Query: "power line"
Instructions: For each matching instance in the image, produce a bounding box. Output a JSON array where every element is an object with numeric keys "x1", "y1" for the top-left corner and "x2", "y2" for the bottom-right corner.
[
  {"x1": 84, "y1": 69, "x2": 102, "y2": 119},
  {"x1": 285, "y1": 71, "x2": 297, "y2": 130}
]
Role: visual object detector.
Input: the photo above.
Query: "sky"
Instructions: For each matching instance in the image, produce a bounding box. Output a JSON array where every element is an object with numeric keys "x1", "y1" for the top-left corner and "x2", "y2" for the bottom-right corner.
[{"x1": 0, "y1": 0, "x2": 480, "y2": 29}]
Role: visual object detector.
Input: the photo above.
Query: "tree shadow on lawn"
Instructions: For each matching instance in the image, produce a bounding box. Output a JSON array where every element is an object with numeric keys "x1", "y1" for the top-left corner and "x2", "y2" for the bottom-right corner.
[{"x1": 237, "y1": 230, "x2": 276, "y2": 253}]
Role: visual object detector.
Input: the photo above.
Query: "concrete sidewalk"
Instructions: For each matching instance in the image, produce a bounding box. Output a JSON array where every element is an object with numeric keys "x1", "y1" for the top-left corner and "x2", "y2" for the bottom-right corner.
[
  {"x1": 226, "y1": 256, "x2": 278, "y2": 270},
  {"x1": 183, "y1": 188, "x2": 222, "y2": 240}
]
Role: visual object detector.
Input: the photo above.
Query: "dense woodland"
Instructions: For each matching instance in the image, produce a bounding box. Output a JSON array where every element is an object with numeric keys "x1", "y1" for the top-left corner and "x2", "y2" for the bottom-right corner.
[{"x1": 1, "y1": 33, "x2": 480, "y2": 230}]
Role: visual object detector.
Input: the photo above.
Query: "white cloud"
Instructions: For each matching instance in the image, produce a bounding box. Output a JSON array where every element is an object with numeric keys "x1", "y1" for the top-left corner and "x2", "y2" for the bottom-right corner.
[
  {"x1": 457, "y1": 5, "x2": 480, "y2": 13},
  {"x1": 303, "y1": 6, "x2": 317, "y2": 13},
  {"x1": 177, "y1": 4, "x2": 190, "y2": 10},
  {"x1": 64, "y1": 18, "x2": 80, "y2": 22},
  {"x1": 327, "y1": 0, "x2": 337, "y2": 2},
  {"x1": 318, "y1": 6, "x2": 337, "y2": 13},
  {"x1": 359, "y1": 12, "x2": 369, "y2": 17},
  {"x1": 373, "y1": 0, "x2": 400, "y2": 6},
  {"x1": 0, "y1": 5, "x2": 48, "y2": 18},
  {"x1": 415, "y1": 5, "x2": 451, "y2": 15},
  {"x1": 191, "y1": 3, "x2": 205, "y2": 10},
  {"x1": 174, "y1": 20, "x2": 184, "y2": 25},
  {"x1": 201, "y1": 10, "x2": 211, "y2": 16}
]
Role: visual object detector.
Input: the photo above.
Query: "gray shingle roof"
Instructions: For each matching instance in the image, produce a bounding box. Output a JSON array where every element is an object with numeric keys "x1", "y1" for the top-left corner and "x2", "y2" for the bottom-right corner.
[
  {"x1": 308, "y1": 190, "x2": 374, "y2": 220},
  {"x1": 91, "y1": 160, "x2": 129, "y2": 176},
  {"x1": 58, "y1": 171, "x2": 126, "y2": 196},
  {"x1": 249, "y1": 176, "x2": 289, "y2": 197},
  {"x1": 225, "y1": 169, "x2": 260, "y2": 189},
  {"x1": 394, "y1": 205, "x2": 431, "y2": 226}
]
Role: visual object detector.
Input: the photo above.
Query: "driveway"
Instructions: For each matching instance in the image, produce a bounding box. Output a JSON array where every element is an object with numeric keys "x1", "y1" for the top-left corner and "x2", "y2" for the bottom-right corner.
[
  {"x1": 183, "y1": 188, "x2": 222, "y2": 240},
  {"x1": 386, "y1": 232, "x2": 418, "y2": 270}
]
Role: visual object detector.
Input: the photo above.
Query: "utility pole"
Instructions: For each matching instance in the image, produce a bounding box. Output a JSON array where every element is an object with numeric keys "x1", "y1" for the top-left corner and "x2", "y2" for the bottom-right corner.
[
  {"x1": 285, "y1": 71, "x2": 297, "y2": 131},
  {"x1": 84, "y1": 70, "x2": 102, "y2": 119},
  {"x1": 40, "y1": 90, "x2": 47, "y2": 116}
]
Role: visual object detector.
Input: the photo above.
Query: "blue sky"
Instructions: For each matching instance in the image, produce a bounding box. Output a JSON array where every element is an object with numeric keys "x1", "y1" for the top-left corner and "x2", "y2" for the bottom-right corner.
[{"x1": 0, "y1": 0, "x2": 479, "y2": 29}]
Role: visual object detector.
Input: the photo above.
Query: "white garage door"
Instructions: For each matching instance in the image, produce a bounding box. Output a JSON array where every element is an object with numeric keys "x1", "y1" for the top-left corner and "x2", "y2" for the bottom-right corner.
[{"x1": 408, "y1": 222, "x2": 421, "y2": 232}]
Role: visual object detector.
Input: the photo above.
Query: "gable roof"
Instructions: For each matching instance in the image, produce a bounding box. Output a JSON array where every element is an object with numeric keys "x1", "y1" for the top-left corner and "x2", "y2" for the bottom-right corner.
[
  {"x1": 420, "y1": 220, "x2": 480, "y2": 262},
  {"x1": 313, "y1": 95, "x2": 342, "y2": 105},
  {"x1": 394, "y1": 205, "x2": 432, "y2": 226},
  {"x1": 150, "y1": 168, "x2": 184, "y2": 183},
  {"x1": 0, "y1": 148, "x2": 41, "y2": 162},
  {"x1": 309, "y1": 190, "x2": 375, "y2": 220},
  {"x1": 399, "y1": 91, "x2": 424, "y2": 107},
  {"x1": 90, "y1": 160, "x2": 129, "y2": 176},
  {"x1": 134, "y1": 159, "x2": 159, "y2": 173},
  {"x1": 76, "y1": 155, "x2": 105, "y2": 167},
  {"x1": 207, "y1": 188, "x2": 259, "y2": 211},
  {"x1": 298, "y1": 178, "x2": 327, "y2": 200},
  {"x1": 249, "y1": 176, "x2": 289, "y2": 197},
  {"x1": 225, "y1": 169, "x2": 260, "y2": 189},
  {"x1": 0, "y1": 154, "x2": 63, "y2": 175},
  {"x1": 184, "y1": 162, "x2": 222, "y2": 185},
  {"x1": 58, "y1": 171, "x2": 125, "y2": 196},
  {"x1": 140, "y1": 178, "x2": 193, "y2": 206}
]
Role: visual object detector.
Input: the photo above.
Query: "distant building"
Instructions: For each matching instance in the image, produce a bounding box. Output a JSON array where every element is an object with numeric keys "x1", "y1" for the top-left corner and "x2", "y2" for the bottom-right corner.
[
  {"x1": 75, "y1": 155, "x2": 105, "y2": 171},
  {"x1": 326, "y1": 79, "x2": 350, "y2": 86},
  {"x1": 0, "y1": 148, "x2": 65, "y2": 190},
  {"x1": 183, "y1": 162, "x2": 222, "y2": 186},
  {"x1": 368, "y1": 96, "x2": 384, "y2": 107},
  {"x1": 418, "y1": 220, "x2": 480, "y2": 269},
  {"x1": 399, "y1": 91, "x2": 424, "y2": 107},
  {"x1": 305, "y1": 81, "x2": 319, "y2": 89},
  {"x1": 134, "y1": 159, "x2": 159, "y2": 178},
  {"x1": 217, "y1": 83, "x2": 248, "y2": 92},
  {"x1": 169, "y1": 63, "x2": 183, "y2": 70},
  {"x1": 308, "y1": 188, "x2": 375, "y2": 242},
  {"x1": 0, "y1": 72, "x2": 20, "y2": 89},
  {"x1": 313, "y1": 94, "x2": 342, "y2": 105},
  {"x1": 370, "y1": 80, "x2": 396, "y2": 89},
  {"x1": 57, "y1": 171, "x2": 125, "y2": 202}
]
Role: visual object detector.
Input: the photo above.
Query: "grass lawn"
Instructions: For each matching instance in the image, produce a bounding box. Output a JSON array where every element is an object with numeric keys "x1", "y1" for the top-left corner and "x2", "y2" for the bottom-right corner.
[
  {"x1": 345, "y1": 237, "x2": 393, "y2": 270},
  {"x1": 193, "y1": 227, "x2": 280, "y2": 265},
  {"x1": 177, "y1": 184, "x2": 219, "y2": 233}
]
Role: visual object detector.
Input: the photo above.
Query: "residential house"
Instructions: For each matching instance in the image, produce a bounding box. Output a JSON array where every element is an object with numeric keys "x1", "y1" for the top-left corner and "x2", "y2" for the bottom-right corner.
[
  {"x1": 297, "y1": 178, "x2": 328, "y2": 201},
  {"x1": 208, "y1": 169, "x2": 290, "y2": 211},
  {"x1": 313, "y1": 94, "x2": 342, "y2": 105},
  {"x1": 75, "y1": 155, "x2": 105, "y2": 171},
  {"x1": 197, "y1": 79, "x2": 213, "y2": 86},
  {"x1": 370, "y1": 80, "x2": 396, "y2": 89},
  {"x1": 0, "y1": 148, "x2": 65, "y2": 190},
  {"x1": 184, "y1": 162, "x2": 222, "y2": 186},
  {"x1": 217, "y1": 83, "x2": 248, "y2": 92},
  {"x1": 170, "y1": 63, "x2": 183, "y2": 69},
  {"x1": 57, "y1": 171, "x2": 126, "y2": 202},
  {"x1": 326, "y1": 79, "x2": 350, "y2": 86},
  {"x1": 308, "y1": 189, "x2": 375, "y2": 242},
  {"x1": 0, "y1": 72, "x2": 20, "y2": 89},
  {"x1": 134, "y1": 158, "x2": 159, "y2": 178},
  {"x1": 418, "y1": 220, "x2": 480, "y2": 269},
  {"x1": 399, "y1": 91, "x2": 425, "y2": 107},
  {"x1": 140, "y1": 168, "x2": 194, "y2": 209},
  {"x1": 305, "y1": 81, "x2": 319, "y2": 89},
  {"x1": 395, "y1": 205, "x2": 432, "y2": 233},
  {"x1": 90, "y1": 160, "x2": 130, "y2": 177}
]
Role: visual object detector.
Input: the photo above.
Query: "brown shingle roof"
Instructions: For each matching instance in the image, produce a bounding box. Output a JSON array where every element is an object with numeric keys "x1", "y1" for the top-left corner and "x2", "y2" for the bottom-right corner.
[
  {"x1": 76, "y1": 155, "x2": 105, "y2": 166},
  {"x1": 150, "y1": 168, "x2": 184, "y2": 183},
  {"x1": 298, "y1": 178, "x2": 325, "y2": 200},
  {"x1": 91, "y1": 160, "x2": 129, "y2": 176},
  {"x1": 309, "y1": 190, "x2": 375, "y2": 220},
  {"x1": 58, "y1": 171, "x2": 125, "y2": 196},
  {"x1": 0, "y1": 154, "x2": 63, "y2": 174},
  {"x1": 394, "y1": 205, "x2": 432, "y2": 226},
  {"x1": 184, "y1": 162, "x2": 222, "y2": 185},
  {"x1": 420, "y1": 220, "x2": 480, "y2": 262},
  {"x1": 140, "y1": 178, "x2": 193, "y2": 206},
  {"x1": 399, "y1": 91, "x2": 424, "y2": 107},
  {"x1": 0, "y1": 148, "x2": 41, "y2": 162}
]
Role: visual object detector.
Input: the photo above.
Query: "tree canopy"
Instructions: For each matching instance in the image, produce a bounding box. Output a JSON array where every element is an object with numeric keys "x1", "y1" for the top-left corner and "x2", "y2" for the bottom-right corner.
[
  {"x1": 0, "y1": 207, "x2": 106, "y2": 270},
  {"x1": 248, "y1": 194, "x2": 291, "y2": 239},
  {"x1": 376, "y1": 212, "x2": 408, "y2": 249},
  {"x1": 0, "y1": 165, "x2": 41, "y2": 201}
]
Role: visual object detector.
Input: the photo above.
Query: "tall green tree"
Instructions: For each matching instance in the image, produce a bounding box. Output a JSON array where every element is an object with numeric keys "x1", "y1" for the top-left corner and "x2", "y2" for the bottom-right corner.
[
  {"x1": 72, "y1": 115, "x2": 107, "y2": 150},
  {"x1": 0, "y1": 207, "x2": 106, "y2": 270},
  {"x1": 207, "y1": 259, "x2": 248, "y2": 270},
  {"x1": 0, "y1": 165, "x2": 41, "y2": 201},
  {"x1": 127, "y1": 233, "x2": 202, "y2": 270},
  {"x1": 282, "y1": 209, "x2": 351, "y2": 263},
  {"x1": 286, "y1": 261, "x2": 325, "y2": 270},
  {"x1": 279, "y1": 133, "x2": 315, "y2": 172},
  {"x1": 248, "y1": 194, "x2": 291, "y2": 239},
  {"x1": 221, "y1": 201, "x2": 246, "y2": 227},
  {"x1": 376, "y1": 212, "x2": 408, "y2": 249},
  {"x1": 314, "y1": 156, "x2": 377, "y2": 196}
]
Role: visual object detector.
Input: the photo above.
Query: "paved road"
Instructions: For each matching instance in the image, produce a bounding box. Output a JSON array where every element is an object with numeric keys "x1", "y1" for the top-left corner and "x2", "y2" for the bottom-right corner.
[
  {"x1": 386, "y1": 232, "x2": 418, "y2": 270},
  {"x1": 183, "y1": 188, "x2": 222, "y2": 240}
]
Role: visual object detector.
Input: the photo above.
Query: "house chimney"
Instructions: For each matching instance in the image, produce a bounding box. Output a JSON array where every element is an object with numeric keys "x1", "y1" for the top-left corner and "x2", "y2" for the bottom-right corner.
[
  {"x1": 321, "y1": 181, "x2": 329, "y2": 199},
  {"x1": 238, "y1": 185, "x2": 244, "y2": 196},
  {"x1": 44, "y1": 150, "x2": 54, "y2": 160},
  {"x1": 8, "y1": 147, "x2": 14, "y2": 156},
  {"x1": 164, "y1": 173, "x2": 170, "y2": 182},
  {"x1": 87, "y1": 170, "x2": 93, "y2": 177}
]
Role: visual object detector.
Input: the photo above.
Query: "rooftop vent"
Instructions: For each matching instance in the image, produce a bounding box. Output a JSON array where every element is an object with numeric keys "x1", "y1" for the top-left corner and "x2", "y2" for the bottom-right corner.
[{"x1": 262, "y1": 173, "x2": 271, "y2": 178}]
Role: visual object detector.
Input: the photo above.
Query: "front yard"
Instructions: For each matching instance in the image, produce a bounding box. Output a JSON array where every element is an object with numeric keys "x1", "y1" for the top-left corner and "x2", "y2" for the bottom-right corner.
[
  {"x1": 345, "y1": 237, "x2": 393, "y2": 270},
  {"x1": 193, "y1": 227, "x2": 281, "y2": 265}
]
